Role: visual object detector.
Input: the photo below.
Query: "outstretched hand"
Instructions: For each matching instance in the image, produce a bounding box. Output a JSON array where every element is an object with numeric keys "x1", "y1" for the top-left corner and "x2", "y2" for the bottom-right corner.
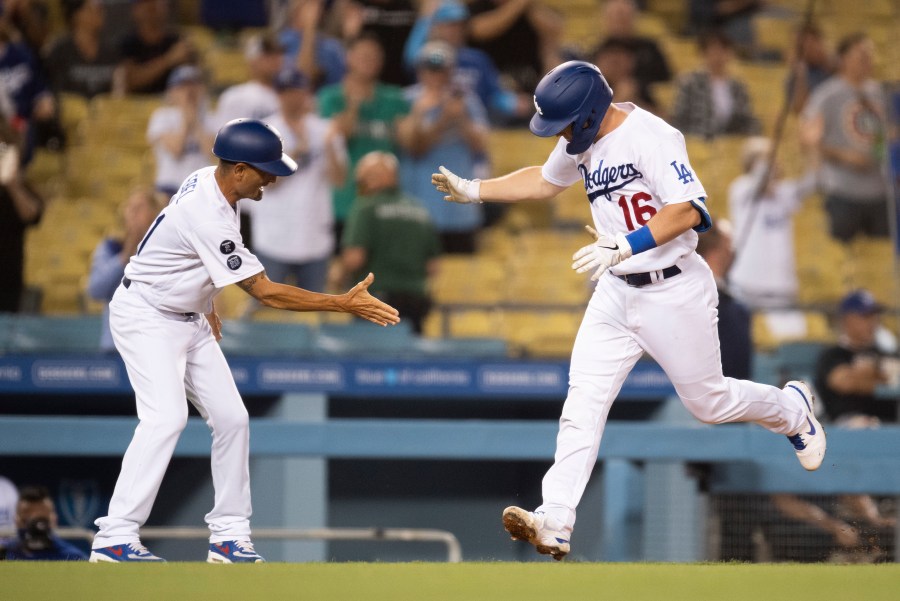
[
  {"x1": 431, "y1": 165, "x2": 482, "y2": 204},
  {"x1": 342, "y1": 273, "x2": 401, "y2": 326}
]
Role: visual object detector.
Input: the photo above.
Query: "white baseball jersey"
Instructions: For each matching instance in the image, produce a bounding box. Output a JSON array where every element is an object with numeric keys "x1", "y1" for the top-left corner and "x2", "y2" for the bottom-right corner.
[
  {"x1": 526, "y1": 104, "x2": 808, "y2": 538},
  {"x1": 95, "y1": 164, "x2": 264, "y2": 549},
  {"x1": 542, "y1": 103, "x2": 709, "y2": 274},
  {"x1": 124, "y1": 166, "x2": 264, "y2": 314},
  {"x1": 242, "y1": 113, "x2": 346, "y2": 263}
]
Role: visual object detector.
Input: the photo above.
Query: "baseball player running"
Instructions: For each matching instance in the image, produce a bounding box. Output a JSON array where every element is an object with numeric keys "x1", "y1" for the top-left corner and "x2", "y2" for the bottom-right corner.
[
  {"x1": 89, "y1": 119, "x2": 400, "y2": 563},
  {"x1": 432, "y1": 61, "x2": 825, "y2": 560}
]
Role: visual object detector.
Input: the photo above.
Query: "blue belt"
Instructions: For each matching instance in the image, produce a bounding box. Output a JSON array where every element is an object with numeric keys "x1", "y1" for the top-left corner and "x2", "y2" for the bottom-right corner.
[{"x1": 615, "y1": 265, "x2": 681, "y2": 288}]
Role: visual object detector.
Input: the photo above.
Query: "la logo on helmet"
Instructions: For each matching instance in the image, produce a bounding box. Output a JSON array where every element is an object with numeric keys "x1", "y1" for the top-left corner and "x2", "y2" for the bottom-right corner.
[{"x1": 533, "y1": 95, "x2": 543, "y2": 115}]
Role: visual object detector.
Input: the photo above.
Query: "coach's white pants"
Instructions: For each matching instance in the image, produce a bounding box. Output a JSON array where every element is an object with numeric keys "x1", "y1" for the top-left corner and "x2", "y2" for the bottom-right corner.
[
  {"x1": 93, "y1": 284, "x2": 251, "y2": 548},
  {"x1": 536, "y1": 253, "x2": 807, "y2": 533}
]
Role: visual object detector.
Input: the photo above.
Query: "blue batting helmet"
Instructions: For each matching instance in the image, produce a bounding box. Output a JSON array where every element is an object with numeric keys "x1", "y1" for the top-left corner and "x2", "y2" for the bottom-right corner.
[
  {"x1": 530, "y1": 61, "x2": 613, "y2": 155},
  {"x1": 213, "y1": 119, "x2": 298, "y2": 176}
]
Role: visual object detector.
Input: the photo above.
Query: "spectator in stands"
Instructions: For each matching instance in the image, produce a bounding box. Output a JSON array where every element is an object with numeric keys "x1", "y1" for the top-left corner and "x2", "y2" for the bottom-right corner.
[
  {"x1": 800, "y1": 33, "x2": 888, "y2": 243},
  {"x1": 687, "y1": 0, "x2": 764, "y2": 60},
  {"x1": 403, "y1": 0, "x2": 530, "y2": 125},
  {"x1": 213, "y1": 32, "x2": 284, "y2": 127},
  {"x1": 0, "y1": 485, "x2": 87, "y2": 560},
  {"x1": 727, "y1": 137, "x2": 816, "y2": 310},
  {"x1": 0, "y1": 122, "x2": 43, "y2": 313},
  {"x1": 0, "y1": 476, "x2": 17, "y2": 531},
  {"x1": 695, "y1": 219, "x2": 752, "y2": 380},
  {"x1": 809, "y1": 288, "x2": 899, "y2": 557},
  {"x1": 466, "y1": 0, "x2": 564, "y2": 95},
  {"x1": 340, "y1": 151, "x2": 440, "y2": 333},
  {"x1": 593, "y1": 0, "x2": 672, "y2": 99},
  {"x1": 243, "y1": 70, "x2": 347, "y2": 297},
  {"x1": 119, "y1": 0, "x2": 197, "y2": 95},
  {"x1": 397, "y1": 41, "x2": 487, "y2": 254},
  {"x1": 87, "y1": 188, "x2": 166, "y2": 353},
  {"x1": 279, "y1": 0, "x2": 346, "y2": 90},
  {"x1": 327, "y1": 0, "x2": 417, "y2": 86},
  {"x1": 318, "y1": 32, "x2": 409, "y2": 246},
  {"x1": 1, "y1": 0, "x2": 52, "y2": 62},
  {"x1": 0, "y1": 21, "x2": 55, "y2": 160},
  {"x1": 589, "y1": 38, "x2": 658, "y2": 114},
  {"x1": 670, "y1": 29, "x2": 761, "y2": 139},
  {"x1": 44, "y1": 0, "x2": 123, "y2": 99},
  {"x1": 147, "y1": 65, "x2": 215, "y2": 197},
  {"x1": 815, "y1": 289, "x2": 899, "y2": 425},
  {"x1": 785, "y1": 22, "x2": 834, "y2": 115}
]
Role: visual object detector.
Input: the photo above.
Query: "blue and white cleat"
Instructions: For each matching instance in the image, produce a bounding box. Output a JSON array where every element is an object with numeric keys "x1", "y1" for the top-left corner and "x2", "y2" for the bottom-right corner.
[
  {"x1": 207, "y1": 539, "x2": 265, "y2": 563},
  {"x1": 784, "y1": 380, "x2": 826, "y2": 471},
  {"x1": 89, "y1": 542, "x2": 166, "y2": 563},
  {"x1": 502, "y1": 506, "x2": 570, "y2": 560}
]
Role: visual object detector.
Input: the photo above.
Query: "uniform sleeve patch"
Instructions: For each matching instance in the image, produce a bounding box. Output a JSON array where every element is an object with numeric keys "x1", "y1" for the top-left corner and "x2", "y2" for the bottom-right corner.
[
  {"x1": 226, "y1": 255, "x2": 242, "y2": 270},
  {"x1": 220, "y1": 240, "x2": 236, "y2": 254}
]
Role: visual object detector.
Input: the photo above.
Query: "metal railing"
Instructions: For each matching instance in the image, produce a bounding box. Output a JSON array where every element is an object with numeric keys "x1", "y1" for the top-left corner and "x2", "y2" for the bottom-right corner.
[{"x1": 2, "y1": 526, "x2": 463, "y2": 562}]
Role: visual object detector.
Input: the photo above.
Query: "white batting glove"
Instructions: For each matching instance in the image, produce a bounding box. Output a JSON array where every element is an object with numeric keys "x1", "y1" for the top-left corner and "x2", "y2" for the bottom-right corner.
[
  {"x1": 572, "y1": 230, "x2": 633, "y2": 281},
  {"x1": 432, "y1": 165, "x2": 482, "y2": 204}
]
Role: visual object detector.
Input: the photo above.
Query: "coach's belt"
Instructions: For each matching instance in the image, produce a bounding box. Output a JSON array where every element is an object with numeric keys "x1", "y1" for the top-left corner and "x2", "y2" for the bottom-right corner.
[
  {"x1": 615, "y1": 265, "x2": 681, "y2": 288},
  {"x1": 122, "y1": 277, "x2": 198, "y2": 318}
]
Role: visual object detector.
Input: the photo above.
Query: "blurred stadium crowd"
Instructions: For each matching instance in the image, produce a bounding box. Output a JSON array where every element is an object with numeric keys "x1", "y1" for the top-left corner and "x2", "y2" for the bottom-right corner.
[{"x1": 0, "y1": 0, "x2": 895, "y2": 354}]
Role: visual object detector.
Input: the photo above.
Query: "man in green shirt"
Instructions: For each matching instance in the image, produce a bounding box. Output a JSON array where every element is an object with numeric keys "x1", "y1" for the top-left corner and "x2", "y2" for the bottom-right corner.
[
  {"x1": 318, "y1": 33, "x2": 410, "y2": 245},
  {"x1": 341, "y1": 151, "x2": 440, "y2": 333}
]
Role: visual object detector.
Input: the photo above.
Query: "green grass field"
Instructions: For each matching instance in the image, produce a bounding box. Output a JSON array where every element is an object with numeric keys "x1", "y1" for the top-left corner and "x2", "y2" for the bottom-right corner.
[{"x1": 3, "y1": 562, "x2": 899, "y2": 601}]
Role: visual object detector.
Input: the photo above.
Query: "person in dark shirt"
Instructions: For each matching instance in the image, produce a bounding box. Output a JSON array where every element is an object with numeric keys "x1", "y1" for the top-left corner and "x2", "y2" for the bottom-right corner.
[
  {"x1": 596, "y1": 0, "x2": 672, "y2": 95},
  {"x1": 329, "y1": 0, "x2": 417, "y2": 86},
  {"x1": 695, "y1": 219, "x2": 752, "y2": 380},
  {"x1": 0, "y1": 123, "x2": 44, "y2": 313},
  {"x1": 466, "y1": 0, "x2": 563, "y2": 94},
  {"x1": 0, "y1": 485, "x2": 87, "y2": 561},
  {"x1": 815, "y1": 289, "x2": 899, "y2": 424},
  {"x1": 119, "y1": 0, "x2": 197, "y2": 94},
  {"x1": 44, "y1": 0, "x2": 122, "y2": 98}
]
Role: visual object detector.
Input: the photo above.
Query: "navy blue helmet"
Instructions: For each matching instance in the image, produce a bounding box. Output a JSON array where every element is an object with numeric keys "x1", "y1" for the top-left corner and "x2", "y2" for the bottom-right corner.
[
  {"x1": 529, "y1": 61, "x2": 613, "y2": 155},
  {"x1": 213, "y1": 119, "x2": 298, "y2": 176}
]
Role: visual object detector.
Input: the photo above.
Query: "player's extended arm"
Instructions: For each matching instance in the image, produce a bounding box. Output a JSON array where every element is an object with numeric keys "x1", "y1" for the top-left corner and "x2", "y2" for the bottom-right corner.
[
  {"x1": 431, "y1": 165, "x2": 566, "y2": 204},
  {"x1": 236, "y1": 270, "x2": 400, "y2": 327}
]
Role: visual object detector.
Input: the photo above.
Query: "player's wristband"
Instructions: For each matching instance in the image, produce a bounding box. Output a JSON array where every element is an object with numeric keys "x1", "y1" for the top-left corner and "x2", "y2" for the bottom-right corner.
[{"x1": 624, "y1": 226, "x2": 657, "y2": 255}]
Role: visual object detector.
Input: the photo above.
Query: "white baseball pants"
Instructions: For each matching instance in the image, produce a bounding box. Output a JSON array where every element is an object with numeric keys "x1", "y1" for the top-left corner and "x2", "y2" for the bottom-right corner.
[
  {"x1": 93, "y1": 284, "x2": 252, "y2": 548},
  {"x1": 536, "y1": 252, "x2": 807, "y2": 533}
]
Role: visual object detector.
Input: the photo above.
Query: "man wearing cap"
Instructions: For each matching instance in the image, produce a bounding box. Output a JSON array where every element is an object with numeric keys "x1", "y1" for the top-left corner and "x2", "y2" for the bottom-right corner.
[
  {"x1": 243, "y1": 70, "x2": 347, "y2": 295},
  {"x1": 89, "y1": 118, "x2": 399, "y2": 563},
  {"x1": 397, "y1": 40, "x2": 487, "y2": 253},
  {"x1": 402, "y1": 0, "x2": 529, "y2": 124},
  {"x1": 815, "y1": 289, "x2": 899, "y2": 424},
  {"x1": 147, "y1": 64, "x2": 215, "y2": 197},
  {"x1": 810, "y1": 288, "x2": 898, "y2": 554}
]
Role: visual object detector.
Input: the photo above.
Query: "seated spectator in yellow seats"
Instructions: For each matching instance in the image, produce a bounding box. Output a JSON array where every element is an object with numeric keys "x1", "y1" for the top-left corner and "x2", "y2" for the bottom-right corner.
[
  {"x1": 88, "y1": 188, "x2": 167, "y2": 353},
  {"x1": 670, "y1": 29, "x2": 761, "y2": 138},
  {"x1": 339, "y1": 151, "x2": 440, "y2": 333}
]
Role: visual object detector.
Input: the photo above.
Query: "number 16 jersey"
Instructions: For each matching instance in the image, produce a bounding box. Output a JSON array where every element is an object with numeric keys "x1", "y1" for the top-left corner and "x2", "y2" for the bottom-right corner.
[{"x1": 541, "y1": 103, "x2": 709, "y2": 275}]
